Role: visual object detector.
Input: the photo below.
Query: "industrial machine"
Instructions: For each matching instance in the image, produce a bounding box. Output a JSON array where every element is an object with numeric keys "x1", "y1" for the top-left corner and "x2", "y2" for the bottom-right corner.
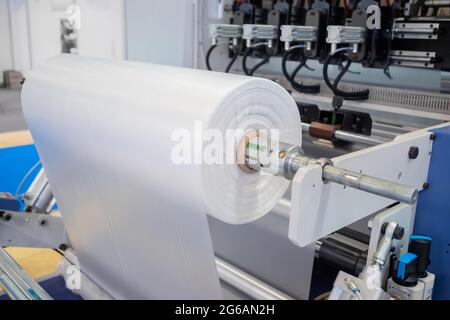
[{"x1": 0, "y1": 0, "x2": 449, "y2": 300}]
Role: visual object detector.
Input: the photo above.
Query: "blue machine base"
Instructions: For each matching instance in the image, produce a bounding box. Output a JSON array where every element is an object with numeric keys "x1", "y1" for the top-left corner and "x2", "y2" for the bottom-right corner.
[
  {"x1": 415, "y1": 125, "x2": 450, "y2": 299},
  {"x1": 1, "y1": 133, "x2": 449, "y2": 299},
  {"x1": 0, "y1": 144, "x2": 41, "y2": 210}
]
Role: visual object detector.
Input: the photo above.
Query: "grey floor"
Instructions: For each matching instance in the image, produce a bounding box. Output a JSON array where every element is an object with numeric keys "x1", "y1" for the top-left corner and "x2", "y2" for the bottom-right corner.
[{"x1": 0, "y1": 88, "x2": 28, "y2": 133}]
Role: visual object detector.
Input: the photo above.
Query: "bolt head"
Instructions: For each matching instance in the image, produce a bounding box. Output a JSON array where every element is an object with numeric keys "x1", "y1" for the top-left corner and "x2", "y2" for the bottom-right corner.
[{"x1": 408, "y1": 146, "x2": 419, "y2": 159}]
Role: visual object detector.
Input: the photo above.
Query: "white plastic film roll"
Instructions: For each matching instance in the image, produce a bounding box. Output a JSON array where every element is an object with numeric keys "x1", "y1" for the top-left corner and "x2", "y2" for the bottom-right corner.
[{"x1": 21, "y1": 55, "x2": 301, "y2": 299}]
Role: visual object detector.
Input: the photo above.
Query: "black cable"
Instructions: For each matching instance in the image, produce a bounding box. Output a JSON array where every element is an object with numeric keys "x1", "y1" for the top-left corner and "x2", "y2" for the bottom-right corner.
[
  {"x1": 242, "y1": 47, "x2": 253, "y2": 76},
  {"x1": 333, "y1": 59, "x2": 351, "y2": 89},
  {"x1": 205, "y1": 44, "x2": 218, "y2": 71},
  {"x1": 53, "y1": 248, "x2": 65, "y2": 256},
  {"x1": 207, "y1": 44, "x2": 241, "y2": 74},
  {"x1": 282, "y1": 48, "x2": 320, "y2": 94},
  {"x1": 249, "y1": 52, "x2": 271, "y2": 76},
  {"x1": 242, "y1": 45, "x2": 273, "y2": 76},
  {"x1": 322, "y1": 50, "x2": 369, "y2": 100},
  {"x1": 368, "y1": 29, "x2": 378, "y2": 66},
  {"x1": 225, "y1": 49, "x2": 239, "y2": 73},
  {"x1": 338, "y1": 60, "x2": 360, "y2": 75},
  {"x1": 290, "y1": 60, "x2": 306, "y2": 79}
]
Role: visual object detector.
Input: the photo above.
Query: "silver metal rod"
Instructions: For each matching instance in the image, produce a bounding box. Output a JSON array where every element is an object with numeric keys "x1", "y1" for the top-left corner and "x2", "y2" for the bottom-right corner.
[
  {"x1": 322, "y1": 166, "x2": 418, "y2": 204},
  {"x1": 394, "y1": 28, "x2": 435, "y2": 34},
  {"x1": 370, "y1": 128, "x2": 399, "y2": 139},
  {"x1": 391, "y1": 55, "x2": 434, "y2": 63},
  {"x1": 244, "y1": 138, "x2": 418, "y2": 204},
  {"x1": 0, "y1": 272, "x2": 30, "y2": 300},
  {"x1": 270, "y1": 198, "x2": 291, "y2": 219},
  {"x1": 424, "y1": 0, "x2": 450, "y2": 6},
  {"x1": 215, "y1": 257, "x2": 293, "y2": 300},
  {"x1": 334, "y1": 130, "x2": 390, "y2": 145},
  {"x1": 59, "y1": 252, "x2": 297, "y2": 300},
  {"x1": 0, "y1": 248, "x2": 52, "y2": 300},
  {"x1": 301, "y1": 123, "x2": 389, "y2": 145},
  {"x1": 23, "y1": 169, "x2": 55, "y2": 213}
]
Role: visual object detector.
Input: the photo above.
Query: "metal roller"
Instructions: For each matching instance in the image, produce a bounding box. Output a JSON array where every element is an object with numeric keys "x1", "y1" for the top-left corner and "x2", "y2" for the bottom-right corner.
[
  {"x1": 0, "y1": 248, "x2": 52, "y2": 300},
  {"x1": 239, "y1": 131, "x2": 418, "y2": 205}
]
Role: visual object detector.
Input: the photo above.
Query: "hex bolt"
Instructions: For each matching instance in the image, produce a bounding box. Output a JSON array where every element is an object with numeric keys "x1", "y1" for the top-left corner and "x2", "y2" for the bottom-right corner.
[
  {"x1": 408, "y1": 146, "x2": 419, "y2": 159},
  {"x1": 0, "y1": 211, "x2": 12, "y2": 222},
  {"x1": 381, "y1": 223, "x2": 405, "y2": 240}
]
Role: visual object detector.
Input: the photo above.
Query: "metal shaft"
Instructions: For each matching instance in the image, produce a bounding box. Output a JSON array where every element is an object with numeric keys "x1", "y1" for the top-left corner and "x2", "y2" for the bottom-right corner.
[
  {"x1": 424, "y1": 0, "x2": 450, "y2": 6},
  {"x1": 215, "y1": 257, "x2": 293, "y2": 300},
  {"x1": 244, "y1": 137, "x2": 418, "y2": 205},
  {"x1": 322, "y1": 166, "x2": 418, "y2": 204},
  {"x1": 301, "y1": 122, "x2": 389, "y2": 146},
  {"x1": 0, "y1": 248, "x2": 52, "y2": 300}
]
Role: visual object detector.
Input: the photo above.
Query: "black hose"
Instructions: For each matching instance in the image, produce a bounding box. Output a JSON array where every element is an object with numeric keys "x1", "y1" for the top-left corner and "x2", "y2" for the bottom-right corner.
[
  {"x1": 334, "y1": 60, "x2": 351, "y2": 89},
  {"x1": 369, "y1": 29, "x2": 378, "y2": 66},
  {"x1": 282, "y1": 49, "x2": 320, "y2": 94},
  {"x1": 207, "y1": 45, "x2": 242, "y2": 74},
  {"x1": 205, "y1": 44, "x2": 218, "y2": 71},
  {"x1": 225, "y1": 49, "x2": 239, "y2": 73},
  {"x1": 322, "y1": 51, "x2": 369, "y2": 100},
  {"x1": 290, "y1": 60, "x2": 305, "y2": 79},
  {"x1": 242, "y1": 46, "x2": 272, "y2": 76},
  {"x1": 242, "y1": 47, "x2": 253, "y2": 76},
  {"x1": 249, "y1": 52, "x2": 271, "y2": 76}
]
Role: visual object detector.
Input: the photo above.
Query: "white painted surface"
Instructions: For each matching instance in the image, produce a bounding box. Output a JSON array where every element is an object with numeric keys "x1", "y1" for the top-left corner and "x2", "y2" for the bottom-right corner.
[
  {"x1": 0, "y1": 1, "x2": 14, "y2": 81},
  {"x1": 2, "y1": 0, "x2": 125, "y2": 76},
  {"x1": 6, "y1": 0, "x2": 32, "y2": 74},
  {"x1": 125, "y1": 0, "x2": 196, "y2": 67},
  {"x1": 289, "y1": 130, "x2": 433, "y2": 247}
]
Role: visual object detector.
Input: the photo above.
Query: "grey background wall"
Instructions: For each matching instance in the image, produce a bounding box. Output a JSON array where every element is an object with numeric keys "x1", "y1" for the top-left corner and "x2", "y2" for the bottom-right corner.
[{"x1": 0, "y1": 0, "x2": 125, "y2": 83}]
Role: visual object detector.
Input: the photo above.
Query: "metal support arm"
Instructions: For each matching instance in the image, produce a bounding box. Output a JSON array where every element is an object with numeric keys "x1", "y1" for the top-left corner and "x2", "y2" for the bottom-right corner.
[
  {"x1": 242, "y1": 134, "x2": 418, "y2": 205},
  {"x1": 0, "y1": 211, "x2": 69, "y2": 248}
]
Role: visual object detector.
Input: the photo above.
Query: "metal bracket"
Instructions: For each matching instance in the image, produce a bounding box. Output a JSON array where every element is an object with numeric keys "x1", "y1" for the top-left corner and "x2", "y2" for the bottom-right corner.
[
  {"x1": 330, "y1": 270, "x2": 392, "y2": 300},
  {"x1": 209, "y1": 24, "x2": 243, "y2": 46},
  {"x1": 289, "y1": 129, "x2": 433, "y2": 247},
  {"x1": 390, "y1": 50, "x2": 436, "y2": 69},
  {"x1": 394, "y1": 23, "x2": 439, "y2": 40},
  {"x1": 367, "y1": 203, "x2": 416, "y2": 269},
  {"x1": 280, "y1": 25, "x2": 318, "y2": 51},
  {"x1": 0, "y1": 211, "x2": 69, "y2": 248},
  {"x1": 22, "y1": 168, "x2": 55, "y2": 214},
  {"x1": 326, "y1": 25, "x2": 365, "y2": 53},
  {"x1": 242, "y1": 24, "x2": 278, "y2": 48}
]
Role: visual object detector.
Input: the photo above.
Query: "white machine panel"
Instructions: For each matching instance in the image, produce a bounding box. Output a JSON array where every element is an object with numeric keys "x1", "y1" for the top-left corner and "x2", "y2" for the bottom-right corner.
[{"x1": 289, "y1": 130, "x2": 433, "y2": 247}]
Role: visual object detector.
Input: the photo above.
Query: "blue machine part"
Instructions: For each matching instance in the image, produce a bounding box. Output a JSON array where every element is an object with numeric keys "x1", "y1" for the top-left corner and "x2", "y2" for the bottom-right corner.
[
  {"x1": 415, "y1": 125, "x2": 450, "y2": 299},
  {"x1": 410, "y1": 235, "x2": 432, "y2": 242},
  {"x1": 0, "y1": 193, "x2": 21, "y2": 211},
  {"x1": 397, "y1": 253, "x2": 417, "y2": 280},
  {"x1": 0, "y1": 144, "x2": 40, "y2": 210}
]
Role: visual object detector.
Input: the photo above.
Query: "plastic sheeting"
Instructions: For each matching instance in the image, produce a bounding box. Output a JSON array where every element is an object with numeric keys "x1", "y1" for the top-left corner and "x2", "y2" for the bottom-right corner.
[{"x1": 21, "y1": 55, "x2": 301, "y2": 299}]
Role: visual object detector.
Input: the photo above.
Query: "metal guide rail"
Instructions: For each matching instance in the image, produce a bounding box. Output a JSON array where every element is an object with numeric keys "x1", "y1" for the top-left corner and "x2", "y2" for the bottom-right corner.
[{"x1": 0, "y1": 247, "x2": 52, "y2": 300}]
